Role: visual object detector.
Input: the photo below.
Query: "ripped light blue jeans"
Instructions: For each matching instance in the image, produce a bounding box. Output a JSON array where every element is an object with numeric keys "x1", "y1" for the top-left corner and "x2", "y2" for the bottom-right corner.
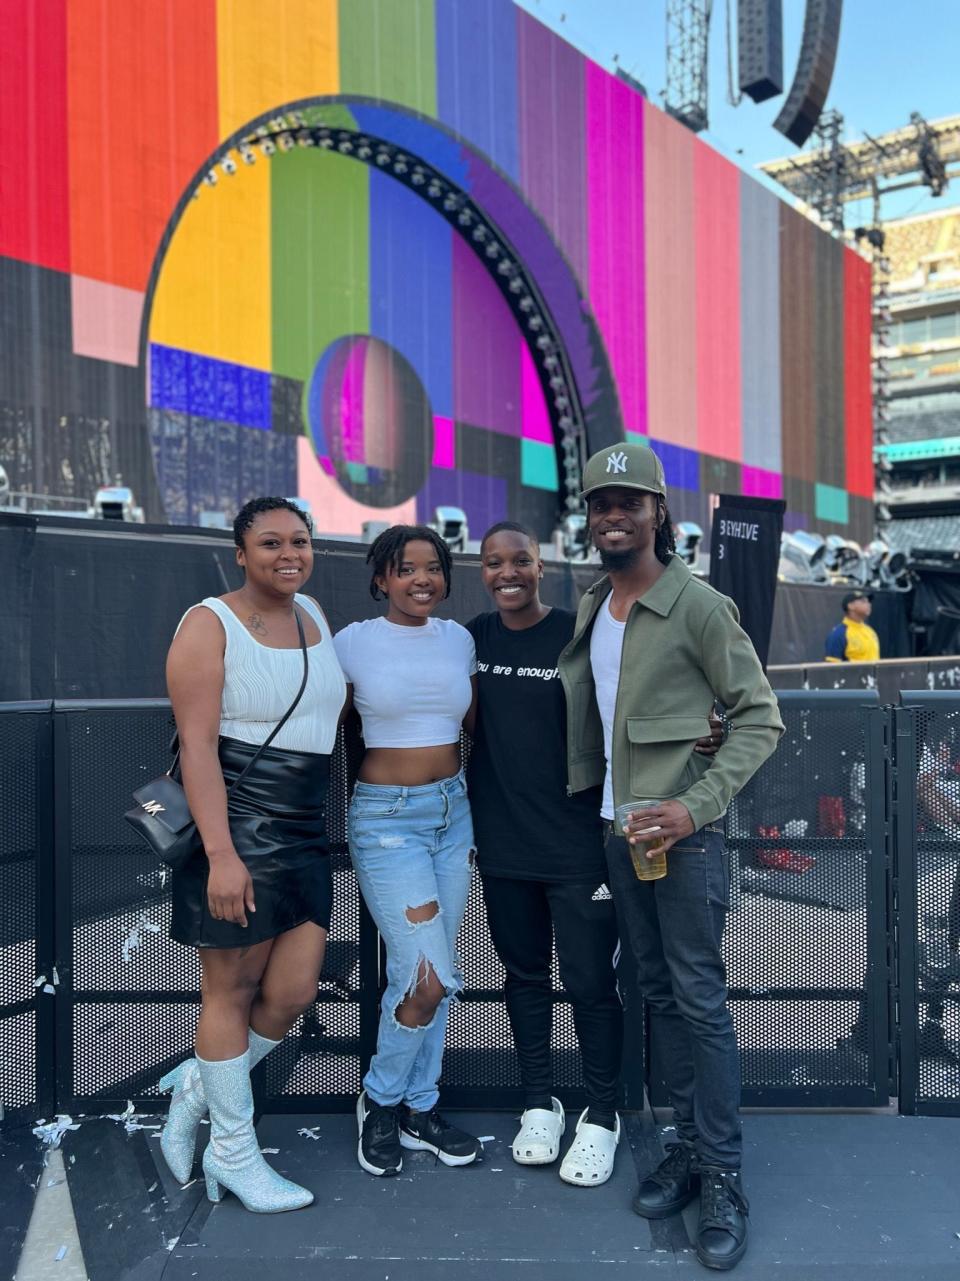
[{"x1": 348, "y1": 771, "x2": 473, "y2": 1111}]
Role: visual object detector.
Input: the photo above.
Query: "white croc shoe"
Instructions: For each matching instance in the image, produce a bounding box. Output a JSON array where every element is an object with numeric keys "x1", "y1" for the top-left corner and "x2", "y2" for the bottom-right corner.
[
  {"x1": 558, "y1": 1108, "x2": 620, "y2": 1187},
  {"x1": 511, "y1": 1097, "x2": 566, "y2": 1165}
]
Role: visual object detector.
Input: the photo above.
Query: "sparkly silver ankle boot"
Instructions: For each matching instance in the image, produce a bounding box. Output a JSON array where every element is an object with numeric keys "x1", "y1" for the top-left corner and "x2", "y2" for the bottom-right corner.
[
  {"x1": 197, "y1": 1050, "x2": 313, "y2": 1212},
  {"x1": 158, "y1": 1029, "x2": 280, "y2": 1184}
]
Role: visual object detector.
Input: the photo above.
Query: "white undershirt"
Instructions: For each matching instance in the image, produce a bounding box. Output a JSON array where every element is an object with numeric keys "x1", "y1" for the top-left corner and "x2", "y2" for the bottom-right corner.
[{"x1": 590, "y1": 594, "x2": 626, "y2": 819}]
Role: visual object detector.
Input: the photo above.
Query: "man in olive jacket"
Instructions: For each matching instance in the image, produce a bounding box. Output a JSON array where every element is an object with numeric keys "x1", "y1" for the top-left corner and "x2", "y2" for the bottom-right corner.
[{"x1": 559, "y1": 443, "x2": 783, "y2": 1273}]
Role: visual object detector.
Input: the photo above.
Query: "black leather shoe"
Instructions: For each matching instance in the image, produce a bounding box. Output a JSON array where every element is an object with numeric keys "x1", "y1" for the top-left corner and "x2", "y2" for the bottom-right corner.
[
  {"x1": 399, "y1": 1105, "x2": 482, "y2": 1167},
  {"x1": 696, "y1": 1168, "x2": 749, "y2": 1271},
  {"x1": 356, "y1": 1090, "x2": 402, "y2": 1177},
  {"x1": 632, "y1": 1142, "x2": 700, "y2": 1218}
]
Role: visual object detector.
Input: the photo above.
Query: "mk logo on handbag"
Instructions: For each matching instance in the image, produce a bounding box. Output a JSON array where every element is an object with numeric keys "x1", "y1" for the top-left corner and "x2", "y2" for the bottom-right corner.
[{"x1": 141, "y1": 800, "x2": 166, "y2": 816}]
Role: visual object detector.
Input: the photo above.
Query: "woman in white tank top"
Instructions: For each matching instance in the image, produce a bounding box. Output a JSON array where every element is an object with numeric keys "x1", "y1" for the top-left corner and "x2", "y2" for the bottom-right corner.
[{"x1": 157, "y1": 498, "x2": 346, "y2": 1215}]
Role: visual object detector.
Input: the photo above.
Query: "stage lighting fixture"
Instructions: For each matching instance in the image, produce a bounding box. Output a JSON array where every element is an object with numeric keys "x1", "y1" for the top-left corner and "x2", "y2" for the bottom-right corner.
[
  {"x1": 434, "y1": 506, "x2": 468, "y2": 552},
  {"x1": 559, "y1": 512, "x2": 590, "y2": 561},
  {"x1": 362, "y1": 520, "x2": 391, "y2": 543},
  {"x1": 779, "y1": 530, "x2": 828, "y2": 582},
  {"x1": 675, "y1": 521, "x2": 704, "y2": 568},
  {"x1": 0, "y1": 464, "x2": 9, "y2": 505},
  {"x1": 823, "y1": 534, "x2": 868, "y2": 583},
  {"x1": 221, "y1": 156, "x2": 237, "y2": 176},
  {"x1": 92, "y1": 482, "x2": 144, "y2": 523}
]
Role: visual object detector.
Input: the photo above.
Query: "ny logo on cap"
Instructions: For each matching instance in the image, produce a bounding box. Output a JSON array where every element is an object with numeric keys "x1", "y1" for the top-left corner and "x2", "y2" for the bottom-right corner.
[{"x1": 606, "y1": 450, "x2": 627, "y2": 475}]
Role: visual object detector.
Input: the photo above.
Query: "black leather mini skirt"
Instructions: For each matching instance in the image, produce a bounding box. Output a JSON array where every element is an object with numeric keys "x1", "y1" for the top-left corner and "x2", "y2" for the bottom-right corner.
[{"x1": 170, "y1": 736, "x2": 333, "y2": 949}]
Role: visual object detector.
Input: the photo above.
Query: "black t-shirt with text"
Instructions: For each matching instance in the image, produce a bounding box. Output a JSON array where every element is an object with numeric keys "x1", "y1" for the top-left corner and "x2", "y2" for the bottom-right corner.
[{"x1": 466, "y1": 608, "x2": 604, "y2": 882}]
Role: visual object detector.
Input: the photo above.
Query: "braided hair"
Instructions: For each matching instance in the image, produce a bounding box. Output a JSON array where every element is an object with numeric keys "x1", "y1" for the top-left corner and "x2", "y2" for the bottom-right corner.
[
  {"x1": 233, "y1": 496, "x2": 312, "y2": 548},
  {"x1": 366, "y1": 524, "x2": 453, "y2": 600}
]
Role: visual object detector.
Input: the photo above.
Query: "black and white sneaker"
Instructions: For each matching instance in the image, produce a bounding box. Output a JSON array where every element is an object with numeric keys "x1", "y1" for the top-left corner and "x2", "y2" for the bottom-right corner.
[
  {"x1": 399, "y1": 1105, "x2": 482, "y2": 1167},
  {"x1": 356, "y1": 1089, "x2": 402, "y2": 1177}
]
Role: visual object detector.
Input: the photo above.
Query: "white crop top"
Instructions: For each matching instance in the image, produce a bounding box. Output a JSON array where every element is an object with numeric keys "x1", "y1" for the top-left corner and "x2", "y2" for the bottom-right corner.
[
  {"x1": 181, "y1": 595, "x2": 346, "y2": 755},
  {"x1": 333, "y1": 616, "x2": 476, "y2": 748}
]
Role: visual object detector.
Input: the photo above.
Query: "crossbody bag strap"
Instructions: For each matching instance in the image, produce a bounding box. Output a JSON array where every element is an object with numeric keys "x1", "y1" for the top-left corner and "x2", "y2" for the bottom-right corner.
[
  {"x1": 167, "y1": 608, "x2": 310, "y2": 790},
  {"x1": 224, "y1": 607, "x2": 309, "y2": 796}
]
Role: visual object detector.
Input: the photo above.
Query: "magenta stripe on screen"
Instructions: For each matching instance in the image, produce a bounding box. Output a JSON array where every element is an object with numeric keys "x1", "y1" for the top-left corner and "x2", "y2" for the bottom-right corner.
[
  {"x1": 586, "y1": 62, "x2": 647, "y2": 436},
  {"x1": 521, "y1": 343, "x2": 553, "y2": 443},
  {"x1": 340, "y1": 338, "x2": 367, "y2": 463},
  {"x1": 741, "y1": 465, "x2": 783, "y2": 499},
  {"x1": 432, "y1": 416, "x2": 455, "y2": 469}
]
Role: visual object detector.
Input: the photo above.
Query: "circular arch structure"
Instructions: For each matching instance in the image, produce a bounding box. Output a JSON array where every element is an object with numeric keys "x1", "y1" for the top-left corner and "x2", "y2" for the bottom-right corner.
[{"x1": 141, "y1": 97, "x2": 625, "y2": 527}]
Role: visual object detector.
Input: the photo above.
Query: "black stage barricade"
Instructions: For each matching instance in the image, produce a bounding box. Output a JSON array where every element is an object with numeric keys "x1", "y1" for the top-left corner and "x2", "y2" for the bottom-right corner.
[
  {"x1": 0, "y1": 512, "x2": 914, "y2": 702},
  {"x1": 3, "y1": 690, "x2": 934, "y2": 1122},
  {"x1": 0, "y1": 703, "x2": 55, "y2": 1126},
  {"x1": 893, "y1": 692, "x2": 960, "y2": 1118}
]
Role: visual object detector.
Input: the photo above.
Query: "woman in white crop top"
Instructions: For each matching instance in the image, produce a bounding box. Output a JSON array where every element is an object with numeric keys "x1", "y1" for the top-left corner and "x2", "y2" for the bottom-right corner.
[
  {"x1": 333, "y1": 525, "x2": 482, "y2": 1176},
  {"x1": 158, "y1": 497, "x2": 346, "y2": 1214}
]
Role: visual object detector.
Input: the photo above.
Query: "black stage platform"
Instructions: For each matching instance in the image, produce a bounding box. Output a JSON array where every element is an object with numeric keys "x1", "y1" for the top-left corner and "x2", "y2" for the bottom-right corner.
[{"x1": 9, "y1": 1109, "x2": 959, "y2": 1281}]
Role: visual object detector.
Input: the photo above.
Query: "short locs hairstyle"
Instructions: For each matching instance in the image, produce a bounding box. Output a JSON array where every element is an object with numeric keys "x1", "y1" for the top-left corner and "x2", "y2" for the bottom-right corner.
[
  {"x1": 479, "y1": 520, "x2": 539, "y2": 557},
  {"x1": 233, "y1": 496, "x2": 313, "y2": 548},
  {"x1": 366, "y1": 525, "x2": 453, "y2": 600},
  {"x1": 655, "y1": 506, "x2": 677, "y2": 566}
]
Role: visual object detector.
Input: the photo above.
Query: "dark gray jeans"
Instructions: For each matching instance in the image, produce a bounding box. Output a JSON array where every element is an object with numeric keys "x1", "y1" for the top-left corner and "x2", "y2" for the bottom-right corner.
[{"x1": 605, "y1": 824, "x2": 741, "y2": 1170}]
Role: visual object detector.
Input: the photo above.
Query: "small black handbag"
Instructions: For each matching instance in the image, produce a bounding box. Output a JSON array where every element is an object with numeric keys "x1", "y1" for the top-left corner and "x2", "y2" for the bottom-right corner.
[{"x1": 125, "y1": 610, "x2": 309, "y2": 870}]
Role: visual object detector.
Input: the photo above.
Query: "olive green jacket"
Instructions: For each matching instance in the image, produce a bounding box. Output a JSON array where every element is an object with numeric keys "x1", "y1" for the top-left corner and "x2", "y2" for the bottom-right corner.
[{"x1": 558, "y1": 555, "x2": 784, "y2": 832}]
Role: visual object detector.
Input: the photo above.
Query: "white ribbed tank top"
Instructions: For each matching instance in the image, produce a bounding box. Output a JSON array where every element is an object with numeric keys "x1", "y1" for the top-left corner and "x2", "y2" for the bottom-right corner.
[{"x1": 182, "y1": 595, "x2": 346, "y2": 755}]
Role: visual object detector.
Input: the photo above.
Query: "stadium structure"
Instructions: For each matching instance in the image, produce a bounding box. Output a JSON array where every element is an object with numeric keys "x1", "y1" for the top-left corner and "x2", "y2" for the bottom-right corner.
[
  {"x1": 0, "y1": 0, "x2": 873, "y2": 546},
  {"x1": 875, "y1": 208, "x2": 960, "y2": 553}
]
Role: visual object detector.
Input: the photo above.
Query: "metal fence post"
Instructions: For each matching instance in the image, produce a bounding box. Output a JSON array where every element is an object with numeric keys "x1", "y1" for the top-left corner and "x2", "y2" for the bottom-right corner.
[
  {"x1": 863, "y1": 704, "x2": 895, "y2": 1103},
  {"x1": 892, "y1": 703, "x2": 920, "y2": 1114}
]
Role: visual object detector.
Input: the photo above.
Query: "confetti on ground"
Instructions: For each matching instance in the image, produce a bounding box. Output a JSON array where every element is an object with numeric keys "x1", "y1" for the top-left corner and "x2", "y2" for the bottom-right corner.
[
  {"x1": 260, "y1": 1147, "x2": 280, "y2": 1154},
  {"x1": 55, "y1": 1246, "x2": 68, "y2": 1261},
  {"x1": 33, "y1": 1116, "x2": 80, "y2": 1147},
  {"x1": 477, "y1": 1135, "x2": 495, "y2": 1142},
  {"x1": 166, "y1": 1236, "x2": 180, "y2": 1252},
  {"x1": 297, "y1": 1127, "x2": 322, "y2": 1141},
  {"x1": 105, "y1": 1100, "x2": 162, "y2": 1133}
]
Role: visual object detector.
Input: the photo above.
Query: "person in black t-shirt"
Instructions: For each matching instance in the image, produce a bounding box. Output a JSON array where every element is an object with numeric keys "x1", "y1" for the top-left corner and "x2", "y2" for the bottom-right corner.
[{"x1": 467, "y1": 522, "x2": 623, "y2": 1187}]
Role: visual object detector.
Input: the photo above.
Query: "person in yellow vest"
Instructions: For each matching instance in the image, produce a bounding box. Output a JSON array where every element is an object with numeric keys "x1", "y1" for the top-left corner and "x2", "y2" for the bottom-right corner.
[{"x1": 824, "y1": 591, "x2": 880, "y2": 663}]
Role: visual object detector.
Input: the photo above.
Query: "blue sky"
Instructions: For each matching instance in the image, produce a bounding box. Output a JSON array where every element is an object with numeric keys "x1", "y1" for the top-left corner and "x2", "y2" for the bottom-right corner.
[{"x1": 515, "y1": 0, "x2": 960, "y2": 222}]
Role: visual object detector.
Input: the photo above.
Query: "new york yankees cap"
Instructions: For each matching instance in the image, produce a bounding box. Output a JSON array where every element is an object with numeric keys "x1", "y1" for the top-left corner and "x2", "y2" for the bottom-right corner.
[{"x1": 580, "y1": 442, "x2": 667, "y2": 500}]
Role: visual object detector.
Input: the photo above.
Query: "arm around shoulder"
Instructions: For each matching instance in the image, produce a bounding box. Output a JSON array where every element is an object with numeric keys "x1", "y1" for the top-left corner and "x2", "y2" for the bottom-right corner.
[{"x1": 680, "y1": 600, "x2": 785, "y2": 832}]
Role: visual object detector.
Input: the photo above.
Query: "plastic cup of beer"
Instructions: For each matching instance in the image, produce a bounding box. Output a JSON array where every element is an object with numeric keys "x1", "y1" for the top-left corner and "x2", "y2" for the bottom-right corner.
[{"x1": 615, "y1": 800, "x2": 668, "y2": 882}]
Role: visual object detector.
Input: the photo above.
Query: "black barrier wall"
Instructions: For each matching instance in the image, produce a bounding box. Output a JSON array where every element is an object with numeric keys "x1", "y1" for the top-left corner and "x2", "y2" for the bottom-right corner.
[
  {"x1": 0, "y1": 703, "x2": 55, "y2": 1125},
  {"x1": 3, "y1": 693, "x2": 958, "y2": 1121},
  {"x1": 0, "y1": 512, "x2": 913, "y2": 701},
  {"x1": 893, "y1": 694, "x2": 960, "y2": 1117}
]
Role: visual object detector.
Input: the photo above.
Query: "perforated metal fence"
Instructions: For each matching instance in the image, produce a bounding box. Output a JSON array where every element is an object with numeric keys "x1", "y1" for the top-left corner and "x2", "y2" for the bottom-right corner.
[
  {"x1": 723, "y1": 692, "x2": 891, "y2": 1107},
  {"x1": 0, "y1": 703, "x2": 54, "y2": 1124},
  {"x1": 893, "y1": 694, "x2": 960, "y2": 1117},
  {"x1": 3, "y1": 694, "x2": 958, "y2": 1120}
]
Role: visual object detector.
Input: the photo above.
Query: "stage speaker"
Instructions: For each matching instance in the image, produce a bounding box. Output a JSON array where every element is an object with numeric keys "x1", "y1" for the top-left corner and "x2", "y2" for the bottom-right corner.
[
  {"x1": 738, "y1": 0, "x2": 783, "y2": 103},
  {"x1": 773, "y1": 0, "x2": 842, "y2": 147}
]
